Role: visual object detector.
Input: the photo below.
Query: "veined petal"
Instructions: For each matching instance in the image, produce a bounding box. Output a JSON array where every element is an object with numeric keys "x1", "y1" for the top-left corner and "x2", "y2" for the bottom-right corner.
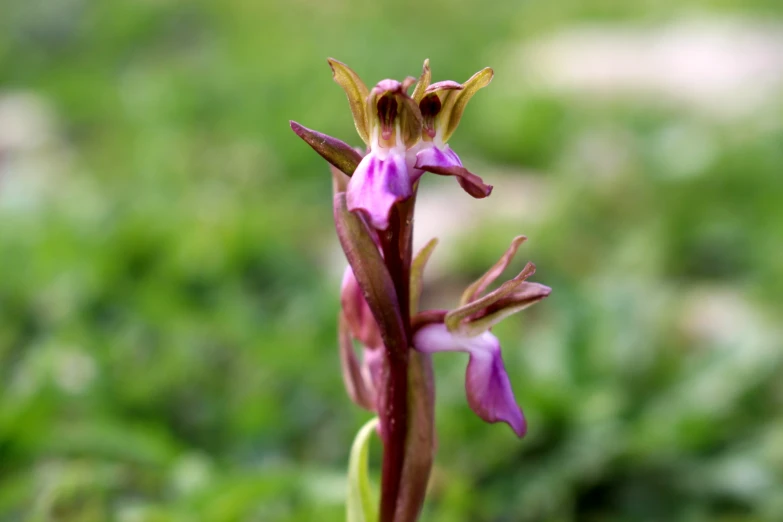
[
  {"x1": 415, "y1": 146, "x2": 493, "y2": 199},
  {"x1": 413, "y1": 323, "x2": 526, "y2": 437},
  {"x1": 347, "y1": 151, "x2": 412, "y2": 230},
  {"x1": 367, "y1": 80, "x2": 423, "y2": 150}
]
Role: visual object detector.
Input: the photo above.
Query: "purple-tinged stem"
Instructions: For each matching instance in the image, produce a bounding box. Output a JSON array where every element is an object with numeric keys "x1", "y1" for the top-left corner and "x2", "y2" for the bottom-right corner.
[{"x1": 377, "y1": 203, "x2": 411, "y2": 522}]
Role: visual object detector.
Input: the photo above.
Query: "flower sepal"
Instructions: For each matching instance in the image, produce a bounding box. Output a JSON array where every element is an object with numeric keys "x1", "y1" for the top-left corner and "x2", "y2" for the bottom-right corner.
[
  {"x1": 290, "y1": 120, "x2": 363, "y2": 176},
  {"x1": 328, "y1": 58, "x2": 371, "y2": 145}
]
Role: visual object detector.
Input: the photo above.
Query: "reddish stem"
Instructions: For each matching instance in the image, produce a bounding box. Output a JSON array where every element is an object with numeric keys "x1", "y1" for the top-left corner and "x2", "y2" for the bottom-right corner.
[{"x1": 378, "y1": 201, "x2": 415, "y2": 522}]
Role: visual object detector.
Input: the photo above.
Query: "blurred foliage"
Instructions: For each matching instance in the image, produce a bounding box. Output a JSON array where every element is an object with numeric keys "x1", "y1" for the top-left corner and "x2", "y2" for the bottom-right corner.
[{"x1": 1, "y1": 0, "x2": 783, "y2": 521}]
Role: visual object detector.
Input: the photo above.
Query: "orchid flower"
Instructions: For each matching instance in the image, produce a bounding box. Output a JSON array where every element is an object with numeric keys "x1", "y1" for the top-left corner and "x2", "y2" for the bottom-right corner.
[
  {"x1": 412, "y1": 236, "x2": 551, "y2": 437},
  {"x1": 290, "y1": 59, "x2": 551, "y2": 522},
  {"x1": 292, "y1": 59, "x2": 494, "y2": 232}
]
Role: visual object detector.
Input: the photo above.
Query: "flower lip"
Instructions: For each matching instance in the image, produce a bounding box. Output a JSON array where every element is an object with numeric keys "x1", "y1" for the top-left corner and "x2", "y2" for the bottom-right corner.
[
  {"x1": 413, "y1": 323, "x2": 526, "y2": 437},
  {"x1": 346, "y1": 151, "x2": 412, "y2": 230}
]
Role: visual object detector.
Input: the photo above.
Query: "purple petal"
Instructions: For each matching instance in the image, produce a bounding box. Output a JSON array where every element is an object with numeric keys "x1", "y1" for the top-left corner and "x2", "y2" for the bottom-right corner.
[
  {"x1": 413, "y1": 323, "x2": 526, "y2": 437},
  {"x1": 414, "y1": 146, "x2": 493, "y2": 199},
  {"x1": 347, "y1": 151, "x2": 412, "y2": 230}
]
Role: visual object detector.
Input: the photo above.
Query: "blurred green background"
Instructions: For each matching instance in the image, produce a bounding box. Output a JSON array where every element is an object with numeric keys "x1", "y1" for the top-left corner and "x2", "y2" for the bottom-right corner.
[{"x1": 2, "y1": 0, "x2": 783, "y2": 520}]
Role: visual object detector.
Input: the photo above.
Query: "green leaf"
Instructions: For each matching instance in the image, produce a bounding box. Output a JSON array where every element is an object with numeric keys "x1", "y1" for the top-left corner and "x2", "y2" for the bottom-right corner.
[{"x1": 347, "y1": 417, "x2": 380, "y2": 522}]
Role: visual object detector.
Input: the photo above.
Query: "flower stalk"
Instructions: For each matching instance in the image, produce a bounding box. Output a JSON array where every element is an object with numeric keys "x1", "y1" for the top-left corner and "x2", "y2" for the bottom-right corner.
[{"x1": 291, "y1": 58, "x2": 551, "y2": 521}]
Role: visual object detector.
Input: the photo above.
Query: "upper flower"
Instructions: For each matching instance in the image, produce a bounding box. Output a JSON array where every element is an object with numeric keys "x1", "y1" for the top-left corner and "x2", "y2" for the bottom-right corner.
[
  {"x1": 291, "y1": 58, "x2": 496, "y2": 230},
  {"x1": 328, "y1": 59, "x2": 424, "y2": 229}
]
